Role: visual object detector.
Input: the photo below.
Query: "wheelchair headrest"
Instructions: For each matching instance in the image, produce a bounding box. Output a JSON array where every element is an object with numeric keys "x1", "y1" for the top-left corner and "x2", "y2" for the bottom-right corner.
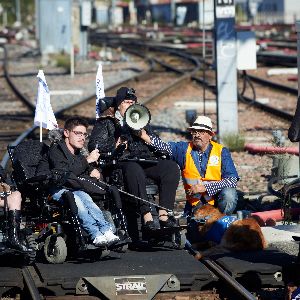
[{"x1": 12, "y1": 140, "x2": 49, "y2": 182}]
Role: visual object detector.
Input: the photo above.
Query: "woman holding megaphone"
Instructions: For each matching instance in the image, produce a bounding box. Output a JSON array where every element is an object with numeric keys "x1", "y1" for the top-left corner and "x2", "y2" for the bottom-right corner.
[{"x1": 88, "y1": 87, "x2": 180, "y2": 244}]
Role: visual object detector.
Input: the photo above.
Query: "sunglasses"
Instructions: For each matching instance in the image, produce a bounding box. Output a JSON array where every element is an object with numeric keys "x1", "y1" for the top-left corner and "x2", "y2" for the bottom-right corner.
[
  {"x1": 190, "y1": 130, "x2": 209, "y2": 136},
  {"x1": 71, "y1": 130, "x2": 89, "y2": 138}
]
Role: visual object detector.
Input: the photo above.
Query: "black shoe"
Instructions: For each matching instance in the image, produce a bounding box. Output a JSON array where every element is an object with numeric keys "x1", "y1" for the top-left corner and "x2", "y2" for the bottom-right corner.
[
  {"x1": 143, "y1": 220, "x2": 160, "y2": 231},
  {"x1": 159, "y1": 217, "x2": 178, "y2": 228}
]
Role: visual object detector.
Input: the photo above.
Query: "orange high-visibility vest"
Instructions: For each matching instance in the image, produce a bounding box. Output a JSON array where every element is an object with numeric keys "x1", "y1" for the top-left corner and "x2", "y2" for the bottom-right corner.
[{"x1": 182, "y1": 141, "x2": 223, "y2": 206}]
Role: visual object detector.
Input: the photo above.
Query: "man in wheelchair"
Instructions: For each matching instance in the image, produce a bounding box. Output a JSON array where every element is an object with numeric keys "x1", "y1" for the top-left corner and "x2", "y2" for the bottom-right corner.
[
  {"x1": 88, "y1": 87, "x2": 180, "y2": 243},
  {"x1": 37, "y1": 116, "x2": 120, "y2": 247},
  {"x1": 0, "y1": 166, "x2": 32, "y2": 252}
]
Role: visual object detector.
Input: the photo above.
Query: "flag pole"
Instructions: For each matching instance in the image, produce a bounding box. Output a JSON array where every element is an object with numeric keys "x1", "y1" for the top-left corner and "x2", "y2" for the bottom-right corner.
[{"x1": 40, "y1": 123, "x2": 42, "y2": 142}]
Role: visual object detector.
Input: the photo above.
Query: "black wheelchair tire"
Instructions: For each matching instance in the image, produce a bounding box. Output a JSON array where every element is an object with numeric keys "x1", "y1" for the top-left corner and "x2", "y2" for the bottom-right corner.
[
  {"x1": 24, "y1": 234, "x2": 37, "y2": 265},
  {"x1": 99, "y1": 249, "x2": 110, "y2": 258},
  {"x1": 44, "y1": 236, "x2": 67, "y2": 264},
  {"x1": 114, "y1": 244, "x2": 128, "y2": 253}
]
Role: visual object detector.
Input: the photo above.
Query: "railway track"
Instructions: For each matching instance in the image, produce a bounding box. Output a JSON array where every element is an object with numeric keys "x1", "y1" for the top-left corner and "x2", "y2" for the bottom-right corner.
[
  {"x1": 91, "y1": 32, "x2": 297, "y2": 120},
  {"x1": 1, "y1": 43, "x2": 200, "y2": 168},
  {"x1": 0, "y1": 38, "x2": 298, "y2": 300}
]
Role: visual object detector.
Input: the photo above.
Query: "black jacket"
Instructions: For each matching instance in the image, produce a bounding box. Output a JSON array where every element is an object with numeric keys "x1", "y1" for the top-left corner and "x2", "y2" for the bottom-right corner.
[
  {"x1": 48, "y1": 140, "x2": 92, "y2": 178},
  {"x1": 88, "y1": 116, "x2": 157, "y2": 159},
  {"x1": 36, "y1": 140, "x2": 105, "y2": 195}
]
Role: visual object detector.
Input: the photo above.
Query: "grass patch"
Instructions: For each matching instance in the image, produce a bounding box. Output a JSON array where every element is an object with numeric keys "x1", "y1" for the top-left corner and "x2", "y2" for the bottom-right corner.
[
  {"x1": 222, "y1": 132, "x2": 245, "y2": 152},
  {"x1": 53, "y1": 53, "x2": 71, "y2": 72}
]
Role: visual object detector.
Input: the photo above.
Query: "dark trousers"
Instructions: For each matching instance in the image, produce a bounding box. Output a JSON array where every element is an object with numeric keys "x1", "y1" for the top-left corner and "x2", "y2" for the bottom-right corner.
[{"x1": 120, "y1": 160, "x2": 180, "y2": 215}]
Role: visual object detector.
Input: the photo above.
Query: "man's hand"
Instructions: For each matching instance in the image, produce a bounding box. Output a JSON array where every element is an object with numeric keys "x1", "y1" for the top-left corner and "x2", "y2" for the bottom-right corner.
[
  {"x1": 90, "y1": 169, "x2": 101, "y2": 180},
  {"x1": 87, "y1": 149, "x2": 100, "y2": 164},
  {"x1": 116, "y1": 137, "x2": 128, "y2": 149},
  {"x1": 188, "y1": 183, "x2": 206, "y2": 195}
]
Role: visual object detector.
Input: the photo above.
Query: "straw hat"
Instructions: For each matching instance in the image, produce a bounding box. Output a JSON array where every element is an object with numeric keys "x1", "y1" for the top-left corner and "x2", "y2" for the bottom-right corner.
[{"x1": 187, "y1": 116, "x2": 214, "y2": 134}]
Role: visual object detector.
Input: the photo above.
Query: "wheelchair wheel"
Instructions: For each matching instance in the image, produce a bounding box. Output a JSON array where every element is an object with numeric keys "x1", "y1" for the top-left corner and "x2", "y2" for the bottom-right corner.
[
  {"x1": 172, "y1": 229, "x2": 186, "y2": 250},
  {"x1": 44, "y1": 235, "x2": 67, "y2": 264},
  {"x1": 114, "y1": 244, "x2": 128, "y2": 253},
  {"x1": 99, "y1": 249, "x2": 110, "y2": 258},
  {"x1": 24, "y1": 234, "x2": 38, "y2": 265},
  {"x1": 148, "y1": 239, "x2": 164, "y2": 247}
]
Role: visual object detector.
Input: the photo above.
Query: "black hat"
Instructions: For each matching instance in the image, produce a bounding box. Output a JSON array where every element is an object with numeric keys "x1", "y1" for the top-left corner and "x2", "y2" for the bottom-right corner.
[{"x1": 115, "y1": 87, "x2": 137, "y2": 108}]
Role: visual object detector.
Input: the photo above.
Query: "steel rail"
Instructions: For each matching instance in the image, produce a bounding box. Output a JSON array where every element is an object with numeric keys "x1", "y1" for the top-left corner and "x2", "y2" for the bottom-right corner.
[
  {"x1": 246, "y1": 74, "x2": 297, "y2": 95},
  {"x1": 22, "y1": 267, "x2": 41, "y2": 300},
  {"x1": 1, "y1": 45, "x2": 36, "y2": 113},
  {"x1": 238, "y1": 94, "x2": 294, "y2": 120},
  {"x1": 185, "y1": 240, "x2": 256, "y2": 299},
  {"x1": 202, "y1": 258, "x2": 257, "y2": 300},
  {"x1": 1, "y1": 43, "x2": 199, "y2": 169},
  {"x1": 0, "y1": 48, "x2": 153, "y2": 169},
  {"x1": 138, "y1": 42, "x2": 296, "y2": 123},
  {"x1": 257, "y1": 51, "x2": 297, "y2": 67}
]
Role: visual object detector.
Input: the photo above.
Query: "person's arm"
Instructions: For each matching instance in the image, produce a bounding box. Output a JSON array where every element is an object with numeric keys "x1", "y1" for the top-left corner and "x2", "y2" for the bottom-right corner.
[
  {"x1": 139, "y1": 129, "x2": 173, "y2": 157},
  {"x1": 86, "y1": 149, "x2": 101, "y2": 179},
  {"x1": 203, "y1": 147, "x2": 239, "y2": 197},
  {"x1": 88, "y1": 119, "x2": 116, "y2": 153},
  {"x1": 204, "y1": 177, "x2": 238, "y2": 196}
]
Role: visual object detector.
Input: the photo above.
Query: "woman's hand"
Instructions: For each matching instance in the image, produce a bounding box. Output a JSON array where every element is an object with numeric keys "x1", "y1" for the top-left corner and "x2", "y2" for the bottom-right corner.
[
  {"x1": 137, "y1": 129, "x2": 151, "y2": 144},
  {"x1": 86, "y1": 149, "x2": 100, "y2": 164}
]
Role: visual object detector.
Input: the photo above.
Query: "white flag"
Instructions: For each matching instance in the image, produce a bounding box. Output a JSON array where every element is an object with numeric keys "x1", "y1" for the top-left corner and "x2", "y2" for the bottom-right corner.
[
  {"x1": 95, "y1": 63, "x2": 105, "y2": 119},
  {"x1": 34, "y1": 70, "x2": 58, "y2": 130}
]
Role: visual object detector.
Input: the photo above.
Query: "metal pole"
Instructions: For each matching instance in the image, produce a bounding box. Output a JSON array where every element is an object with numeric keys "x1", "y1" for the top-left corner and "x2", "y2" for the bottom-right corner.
[
  {"x1": 214, "y1": 0, "x2": 238, "y2": 139},
  {"x1": 202, "y1": 0, "x2": 206, "y2": 115},
  {"x1": 297, "y1": 21, "x2": 300, "y2": 172},
  {"x1": 35, "y1": 0, "x2": 39, "y2": 40},
  {"x1": 70, "y1": 10, "x2": 74, "y2": 77},
  {"x1": 170, "y1": 0, "x2": 176, "y2": 25},
  {"x1": 15, "y1": 0, "x2": 21, "y2": 24},
  {"x1": 111, "y1": 0, "x2": 116, "y2": 28}
]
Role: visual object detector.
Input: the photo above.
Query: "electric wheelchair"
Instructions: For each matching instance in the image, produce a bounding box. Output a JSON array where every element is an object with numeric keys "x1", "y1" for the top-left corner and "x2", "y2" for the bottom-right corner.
[
  {"x1": 99, "y1": 146, "x2": 187, "y2": 250},
  {"x1": 7, "y1": 139, "x2": 131, "y2": 264}
]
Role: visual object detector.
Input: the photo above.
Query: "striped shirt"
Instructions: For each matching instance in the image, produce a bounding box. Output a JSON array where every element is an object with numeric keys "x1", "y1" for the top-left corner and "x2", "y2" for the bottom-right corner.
[{"x1": 150, "y1": 135, "x2": 238, "y2": 196}]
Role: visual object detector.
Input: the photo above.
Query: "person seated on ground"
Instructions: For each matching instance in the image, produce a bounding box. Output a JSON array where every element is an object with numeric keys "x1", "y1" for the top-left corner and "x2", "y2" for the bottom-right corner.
[
  {"x1": 0, "y1": 165, "x2": 32, "y2": 252},
  {"x1": 138, "y1": 115, "x2": 239, "y2": 216},
  {"x1": 88, "y1": 87, "x2": 180, "y2": 238},
  {"x1": 37, "y1": 116, "x2": 119, "y2": 247}
]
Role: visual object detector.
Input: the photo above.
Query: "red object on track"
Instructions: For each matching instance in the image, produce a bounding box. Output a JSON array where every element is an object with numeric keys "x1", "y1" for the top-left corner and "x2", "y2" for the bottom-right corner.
[
  {"x1": 251, "y1": 208, "x2": 300, "y2": 226},
  {"x1": 288, "y1": 76, "x2": 298, "y2": 82},
  {"x1": 244, "y1": 144, "x2": 299, "y2": 156}
]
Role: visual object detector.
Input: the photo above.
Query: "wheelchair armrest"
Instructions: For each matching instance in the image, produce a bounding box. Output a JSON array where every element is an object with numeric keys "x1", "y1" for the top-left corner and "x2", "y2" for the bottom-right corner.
[
  {"x1": 119, "y1": 158, "x2": 158, "y2": 165},
  {"x1": 25, "y1": 174, "x2": 52, "y2": 184}
]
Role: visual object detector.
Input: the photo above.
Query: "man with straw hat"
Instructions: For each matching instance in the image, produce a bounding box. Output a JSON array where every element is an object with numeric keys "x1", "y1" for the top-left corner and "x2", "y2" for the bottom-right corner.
[{"x1": 139, "y1": 115, "x2": 239, "y2": 217}]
